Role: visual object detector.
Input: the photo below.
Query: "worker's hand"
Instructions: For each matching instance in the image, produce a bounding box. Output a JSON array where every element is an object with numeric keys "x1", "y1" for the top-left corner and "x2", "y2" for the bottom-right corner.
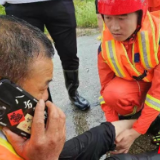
[
  {"x1": 2, "y1": 99, "x2": 66, "y2": 160},
  {"x1": 111, "y1": 128, "x2": 140, "y2": 154}
]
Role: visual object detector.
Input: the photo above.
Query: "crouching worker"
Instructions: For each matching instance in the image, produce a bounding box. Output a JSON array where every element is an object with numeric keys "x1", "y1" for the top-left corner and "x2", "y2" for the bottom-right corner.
[{"x1": 98, "y1": 0, "x2": 160, "y2": 153}]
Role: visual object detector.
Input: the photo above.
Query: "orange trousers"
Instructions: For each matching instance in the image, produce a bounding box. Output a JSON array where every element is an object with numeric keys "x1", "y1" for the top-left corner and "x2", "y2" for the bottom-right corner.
[{"x1": 101, "y1": 77, "x2": 151, "y2": 122}]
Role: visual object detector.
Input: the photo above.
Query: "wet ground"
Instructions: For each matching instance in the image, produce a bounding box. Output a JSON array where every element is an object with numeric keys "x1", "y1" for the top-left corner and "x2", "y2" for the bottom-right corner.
[{"x1": 49, "y1": 33, "x2": 158, "y2": 159}]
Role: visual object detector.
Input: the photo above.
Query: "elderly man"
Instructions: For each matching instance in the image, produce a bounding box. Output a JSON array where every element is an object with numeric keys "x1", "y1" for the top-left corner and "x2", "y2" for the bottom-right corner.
[
  {"x1": 1, "y1": 0, "x2": 90, "y2": 111},
  {"x1": 0, "y1": 15, "x2": 159, "y2": 160}
]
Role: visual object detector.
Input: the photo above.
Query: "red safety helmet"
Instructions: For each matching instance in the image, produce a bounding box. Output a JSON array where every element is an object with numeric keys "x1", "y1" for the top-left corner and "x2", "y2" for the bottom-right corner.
[{"x1": 98, "y1": 0, "x2": 148, "y2": 20}]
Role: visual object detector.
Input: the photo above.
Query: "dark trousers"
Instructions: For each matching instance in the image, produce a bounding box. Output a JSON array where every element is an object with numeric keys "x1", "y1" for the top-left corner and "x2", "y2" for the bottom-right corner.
[
  {"x1": 60, "y1": 122, "x2": 116, "y2": 160},
  {"x1": 95, "y1": 0, "x2": 99, "y2": 14},
  {"x1": 5, "y1": 0, "x2": 79, "y2": 70}
]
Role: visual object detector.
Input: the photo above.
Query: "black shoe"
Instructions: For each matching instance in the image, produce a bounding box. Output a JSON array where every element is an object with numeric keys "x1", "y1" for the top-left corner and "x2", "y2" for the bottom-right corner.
[
  {"x1": 63, "y1": 70, "x2": 90, "y2": 111},
  {"x1": 105, "y1": 149, "x2": 159, "y2": 160}
]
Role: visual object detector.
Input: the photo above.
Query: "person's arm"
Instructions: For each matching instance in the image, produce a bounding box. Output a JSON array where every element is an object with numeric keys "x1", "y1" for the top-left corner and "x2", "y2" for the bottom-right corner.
[
  {"x1": 132, "y1": 47, "x2": 160, "y2": 134},
  {"x1": 2, "y1": 100, "x2": 66, "y2": 160},
  {"x1": 114, "y1": 79, "x2": 160, "y2": 153},
  {"x1": 112, "y1": 68, "x2": 160, "y2": 154},
  {"x1": 132, "y1": 65, "x2": 160, "y2": 134},
  {"x1": 60, "y1": 119, "x2": 136, "y2": 160},
  {"x1": 113, "y1": 49, "x2": 160, "y2": 154}
]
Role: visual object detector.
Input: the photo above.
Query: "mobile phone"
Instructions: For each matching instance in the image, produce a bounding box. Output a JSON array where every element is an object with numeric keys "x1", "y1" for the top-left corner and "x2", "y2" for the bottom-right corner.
[{"x1": 0, "y1": 79, "x2": 47, "y2": 138}]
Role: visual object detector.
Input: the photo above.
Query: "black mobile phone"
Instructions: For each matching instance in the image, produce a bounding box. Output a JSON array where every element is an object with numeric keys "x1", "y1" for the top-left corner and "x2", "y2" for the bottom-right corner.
[{"x1": 0, "y1": 79, "x2": 47, "y2": 138}]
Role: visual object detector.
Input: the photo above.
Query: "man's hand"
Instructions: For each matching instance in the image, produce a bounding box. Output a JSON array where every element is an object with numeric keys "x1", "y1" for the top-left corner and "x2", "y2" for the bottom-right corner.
[
  {"x1": 112, "y1": 128, "x2": 141, "y2": 154},
  {"x1": 2, "y1": 99, "x2": 66, "y2": 160}
]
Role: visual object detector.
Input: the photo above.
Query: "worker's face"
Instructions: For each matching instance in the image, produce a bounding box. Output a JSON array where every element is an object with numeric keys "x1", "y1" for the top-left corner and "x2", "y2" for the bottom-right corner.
[
  {"x1": 104, "y1": 12, "x2": 138, "y2": 41},
  {"x1": 19, "y1": 56, "x2": 53, "y2": 101}
]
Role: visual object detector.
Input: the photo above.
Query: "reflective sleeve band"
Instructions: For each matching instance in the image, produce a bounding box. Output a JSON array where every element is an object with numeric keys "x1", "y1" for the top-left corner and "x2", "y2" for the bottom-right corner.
[
  {"x1": 99, "y1": 96, "x2": 105, "y2": 105},
  {"x1": 145, "y1": 94, "x2": 160, "y2": 111}
]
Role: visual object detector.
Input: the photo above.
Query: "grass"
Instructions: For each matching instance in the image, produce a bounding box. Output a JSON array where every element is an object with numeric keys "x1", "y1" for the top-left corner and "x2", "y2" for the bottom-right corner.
[
  {"x1": 74, "y1": 0, "x2": 97, "y2": 28},
  {"x1": 0, "y1": 5, "x2": 5, "y2": 15},
  {"x1": 0, "y1": 0, "x2": 97, "y2": 28}
]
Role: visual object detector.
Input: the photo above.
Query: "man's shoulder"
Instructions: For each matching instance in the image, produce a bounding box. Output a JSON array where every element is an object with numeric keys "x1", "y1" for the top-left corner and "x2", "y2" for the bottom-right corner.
[{"x1": 0, "y1": 128, "x2": 23, "y2": 160}]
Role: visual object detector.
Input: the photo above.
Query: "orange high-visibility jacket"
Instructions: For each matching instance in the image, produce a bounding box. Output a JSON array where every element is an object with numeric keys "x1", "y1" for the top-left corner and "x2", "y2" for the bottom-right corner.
[
  {"x1": 0, "y1": 129, "x2": 23, "y2": 160},
  {"x1": 98, "y1": 11, "x2": 160, "y2": 134}
]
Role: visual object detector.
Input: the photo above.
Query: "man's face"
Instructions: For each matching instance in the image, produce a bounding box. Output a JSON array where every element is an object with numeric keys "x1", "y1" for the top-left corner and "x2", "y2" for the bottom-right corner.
[
  {"x1": 19, "y1": 56, "x2": 53, "y2": 101},
  {"x1": 104, "y1": 12, "x2": 138, "y2": 41}
]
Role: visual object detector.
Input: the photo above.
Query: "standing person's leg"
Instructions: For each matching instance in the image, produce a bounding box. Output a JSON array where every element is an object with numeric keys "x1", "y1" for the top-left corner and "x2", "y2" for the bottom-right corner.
[
  {"x1": 5, "y1": 3, "x2": 44, "y2": 31},
  {"x1": 44, "y1": 0, "x2": 90, "y2": 111},
  {"x1": 60, "y1": 120, "x2": 136, "y2": 160}
]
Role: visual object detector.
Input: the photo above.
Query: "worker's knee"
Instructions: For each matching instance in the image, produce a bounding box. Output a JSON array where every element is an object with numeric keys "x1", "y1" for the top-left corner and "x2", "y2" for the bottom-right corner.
[
  {"x1": 102, "y1": 77, "x2": 136, "y2": 106},
  {"x1": 102, "y1": 86, "x2": 125, "y2": 106}
]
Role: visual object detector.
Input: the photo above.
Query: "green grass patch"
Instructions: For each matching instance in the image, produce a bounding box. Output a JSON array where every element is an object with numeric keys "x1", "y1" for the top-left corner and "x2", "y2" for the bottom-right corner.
[
  {"x1": 74, "y1": 0, "x2": 97, "y2": 28},
  {"x1": 0, "y1": 5, "x2": 5, "y2": 15}
]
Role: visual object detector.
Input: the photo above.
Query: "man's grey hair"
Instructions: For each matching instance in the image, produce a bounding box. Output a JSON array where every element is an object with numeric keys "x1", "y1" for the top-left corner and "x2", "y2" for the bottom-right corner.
[{"x1": 0, "y1": 15, "x2": 54, "y2": 83}]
